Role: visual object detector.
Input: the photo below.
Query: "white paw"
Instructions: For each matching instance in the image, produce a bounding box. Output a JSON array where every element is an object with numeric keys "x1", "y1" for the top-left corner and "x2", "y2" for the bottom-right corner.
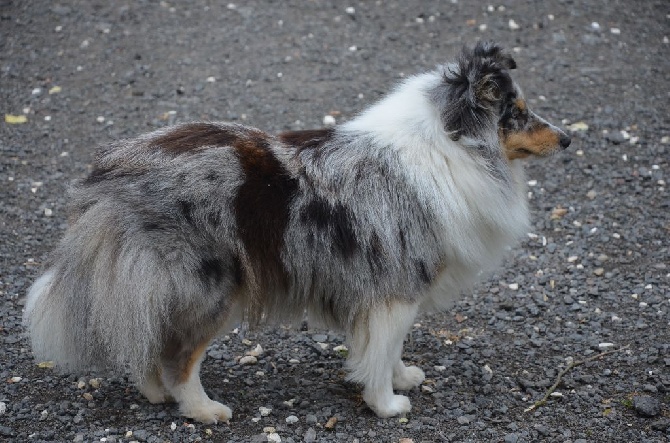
[
  {"x1": 181, "y1": 400, "x2": 233, "y2": 424},
  {"x1": 366, "y1": 394, "x2": 411, "y2": 418},
  {"x1": 138, "y1": 382, "x2": 172, "y2": 404},
  {"x1": 392, "y1": 365, "x2": 425, "y2": 390}
]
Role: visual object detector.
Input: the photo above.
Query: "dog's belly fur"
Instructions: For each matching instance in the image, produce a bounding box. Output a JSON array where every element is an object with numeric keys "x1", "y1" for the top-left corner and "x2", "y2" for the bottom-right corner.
[{"x1": 23, "y1": 42, "x2": 567, "y2": 423}]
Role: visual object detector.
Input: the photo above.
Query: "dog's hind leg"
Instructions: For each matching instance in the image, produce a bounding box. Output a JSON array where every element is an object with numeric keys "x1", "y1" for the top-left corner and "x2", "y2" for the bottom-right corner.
[
  {"x1": 137, "y1": 366, "x2": 173, "y2": 404},
  {"x1": 160, "y1": 335, "x2": 232, "y2": 424},
  {"x1": 346, "y1": 301, "x2": 420, "y2": 417}
]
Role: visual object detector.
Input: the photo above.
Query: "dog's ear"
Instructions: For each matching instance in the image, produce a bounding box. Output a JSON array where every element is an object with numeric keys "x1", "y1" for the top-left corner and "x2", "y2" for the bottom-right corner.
[
  {"x1": 473, "y1": 41, "x2": 516, "y2": 70},
  {"x1": 437, "y1": 42, "x2": 516, "y2": 140}
]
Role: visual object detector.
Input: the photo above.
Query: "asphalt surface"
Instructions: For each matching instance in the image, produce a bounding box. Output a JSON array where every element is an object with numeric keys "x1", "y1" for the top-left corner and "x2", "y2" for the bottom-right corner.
[{"x1": 1, "y1": 1, "x2": 669, "y2": 442}]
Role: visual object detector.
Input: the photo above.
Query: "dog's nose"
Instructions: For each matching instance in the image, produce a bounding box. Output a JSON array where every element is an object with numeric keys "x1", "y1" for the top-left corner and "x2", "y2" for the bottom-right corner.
[{"x1": 559, "y1": 133, "x2": 571, "y2": 149}]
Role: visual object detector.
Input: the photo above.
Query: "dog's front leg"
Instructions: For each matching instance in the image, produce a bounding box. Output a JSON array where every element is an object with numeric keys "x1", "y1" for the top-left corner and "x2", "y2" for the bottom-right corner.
[
  {"x1": 346, "y1": 301, "x2": 420, "y2": 417},
  {"x1": 392, "y1": 360, "x2": 426, "y2": 391}
]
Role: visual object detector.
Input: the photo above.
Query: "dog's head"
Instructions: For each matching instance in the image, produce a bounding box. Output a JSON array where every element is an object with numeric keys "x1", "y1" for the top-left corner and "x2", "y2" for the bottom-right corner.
[{"x1": 434, "y1": 41, "x2": 570, "y2": 160}]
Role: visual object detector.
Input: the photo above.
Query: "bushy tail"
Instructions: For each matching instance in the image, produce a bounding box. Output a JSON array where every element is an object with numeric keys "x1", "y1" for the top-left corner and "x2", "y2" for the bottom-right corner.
[
  {"x1": 22, "y1": 213, "x2": 174, "y2": 380},
  {"x1": 23, "y1": 270, "x2": 77, "y2": 367}
]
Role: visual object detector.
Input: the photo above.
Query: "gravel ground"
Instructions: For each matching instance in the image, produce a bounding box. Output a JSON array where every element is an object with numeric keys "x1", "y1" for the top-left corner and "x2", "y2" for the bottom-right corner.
[{"x1": 1, "y1": 1, "x2": 669, "y2": 442}]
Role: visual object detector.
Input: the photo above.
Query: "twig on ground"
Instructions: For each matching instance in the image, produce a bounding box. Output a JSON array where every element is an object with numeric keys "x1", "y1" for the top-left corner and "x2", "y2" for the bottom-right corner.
[{"x1": 524, "y1": 345, "x2": 630, "y2": 413}]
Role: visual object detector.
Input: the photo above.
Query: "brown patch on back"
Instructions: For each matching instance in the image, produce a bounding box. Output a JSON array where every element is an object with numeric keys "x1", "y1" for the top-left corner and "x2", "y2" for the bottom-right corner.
[
  {"x1": 501, "y1": 126, "x2": 561, "y2": 161},
  {"x1": 148, "y1": 123, "x2": 240, "y2": 155},
  {"x1": 278, "y1": 128, "x2": 334, "y2": 152},
  {"x1": 233, "y1": 132, "x2": 298, "y2": 293}
]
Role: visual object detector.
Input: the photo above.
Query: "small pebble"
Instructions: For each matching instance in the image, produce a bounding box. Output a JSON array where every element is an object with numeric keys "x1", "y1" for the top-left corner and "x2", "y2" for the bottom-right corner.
[
  {"x1": 246, "y1": 344, "x2": 263, "y2": 357},
  {"x1": 457, "y1": 415, "x2": 470, "y2": 425},
  {"x1": 239, "y1": 356, "x2": 257, "y2": 365},
  {"x1": 304, "y1": 428, "x2": 317, "y2": 443},
  {"x1": 633, "y1": 395, "x2": 661, "y2": 417}
]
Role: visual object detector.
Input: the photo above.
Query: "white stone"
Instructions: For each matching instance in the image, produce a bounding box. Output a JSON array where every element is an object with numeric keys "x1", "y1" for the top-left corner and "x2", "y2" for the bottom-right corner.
[
  {"x1": 239, "y1": 355, "x2": 257, "y2": 365},
  {"x1": 247, "y1": 344, "x2": 263, "y2": 357},
  {"x1": 285, "y1": 415, "x2": 299, "y2": 424},
  {"x1": 259, "y1": 406, "x2": 272, "y2": 416},
  {"x1": 323, "y1": 115, "x2": 336, "y2": 126}
]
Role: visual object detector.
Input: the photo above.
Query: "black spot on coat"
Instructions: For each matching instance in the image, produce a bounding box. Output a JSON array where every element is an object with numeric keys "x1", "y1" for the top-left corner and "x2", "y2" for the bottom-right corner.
[{"x1": 301, "y1": 197, "x2": 358, "y2": 258}]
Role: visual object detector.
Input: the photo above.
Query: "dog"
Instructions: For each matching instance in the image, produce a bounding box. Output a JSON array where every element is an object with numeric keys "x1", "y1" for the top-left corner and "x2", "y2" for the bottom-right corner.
[{"x1": 24, "y1": 42, "x2": 570, "y2": 423}]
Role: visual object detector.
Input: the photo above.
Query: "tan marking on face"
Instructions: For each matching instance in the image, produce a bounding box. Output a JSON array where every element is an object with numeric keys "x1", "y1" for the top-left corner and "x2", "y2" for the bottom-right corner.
[
  {"x1": 502, "y1": 126, "x2": 562, "y2": 161},
  {"x1": 515, "y1": 98, "x2": 526, "y2": 112}
]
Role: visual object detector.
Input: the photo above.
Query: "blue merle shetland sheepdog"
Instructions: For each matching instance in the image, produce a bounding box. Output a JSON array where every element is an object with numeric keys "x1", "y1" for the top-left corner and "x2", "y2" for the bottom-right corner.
[{"x1": 25, "y1": 42, "x2": 570, "y2": 423}]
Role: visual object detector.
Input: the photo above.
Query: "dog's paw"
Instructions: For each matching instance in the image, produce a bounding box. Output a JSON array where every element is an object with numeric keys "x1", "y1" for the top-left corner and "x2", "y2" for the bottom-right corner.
[
  {"x1": 368, "y1": 394, "x2": 412, "y2": 418},
  {"x1": 181, "y1": 400, "x2": 233, "y2": 424},
  {"x1": 138, "y1": 381, "x2": 172, "y2": 404},
  {"x1": 392, "y1": 365, "x2": 425, "y2": 390}
]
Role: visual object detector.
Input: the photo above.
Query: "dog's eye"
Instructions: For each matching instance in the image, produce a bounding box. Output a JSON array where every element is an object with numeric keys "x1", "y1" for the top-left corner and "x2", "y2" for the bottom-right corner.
[{"x1": 511, "y1": 106, "x2": 521, "y2": 119}]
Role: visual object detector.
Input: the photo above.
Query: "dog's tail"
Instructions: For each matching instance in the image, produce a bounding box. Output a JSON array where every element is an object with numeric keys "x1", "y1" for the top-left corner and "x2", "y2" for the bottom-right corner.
[{"x1": 23, "y1": 212, "x2": 172, "y2": 380}]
